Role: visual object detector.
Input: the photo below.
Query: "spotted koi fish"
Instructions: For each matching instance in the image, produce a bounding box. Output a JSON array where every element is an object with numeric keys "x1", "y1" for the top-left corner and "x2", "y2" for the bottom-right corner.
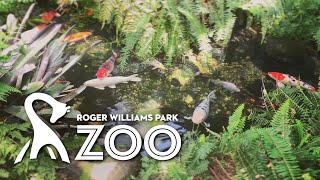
[
  {"x1": 268, "y1": 72, "x2": 317, "y2": 92},
  {"x1": 96, "y1": 51, "x2": 118, "y2": 79},
  {"x1": 191, "y1": 91, "x2": 216, "y2": 124},
  {"x1": 62, "y1": 32, "x2": 92, "y2": 43}
]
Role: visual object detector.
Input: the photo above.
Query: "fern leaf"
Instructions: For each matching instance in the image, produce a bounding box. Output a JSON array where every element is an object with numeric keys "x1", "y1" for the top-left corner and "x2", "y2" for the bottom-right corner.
[
  {"x1": 0, "y1": 82, "x2": 21, "y2": 102},
  {"x1": 261, "y1": 128, "x2": 302, "y2": 179},
  {"x1": 271, "y1": 99, "x2": 291, "y2": 129},
  {"x1": 99, "y1": 0, "x2": 116, "y2": 28},
  {"x1": 167, "y1": 164, "x2": 190, "y2": 180},
  {"x1": 227, "y1": 104, "x2": 245, "y2": 134}
]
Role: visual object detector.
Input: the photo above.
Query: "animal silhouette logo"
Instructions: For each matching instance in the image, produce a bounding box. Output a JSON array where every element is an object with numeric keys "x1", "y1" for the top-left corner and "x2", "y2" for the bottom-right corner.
[{"x1": 14, "y1": 93, "x2": 71, "y2": 164}]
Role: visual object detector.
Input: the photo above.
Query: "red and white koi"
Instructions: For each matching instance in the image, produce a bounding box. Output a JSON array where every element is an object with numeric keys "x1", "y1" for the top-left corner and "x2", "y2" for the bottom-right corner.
[
  {"x1": 268, "y1": 72, "x2": 317, "y2": 92},
  {"x1": 95, "y1": 51, "x2": 118, "y2": 79}
]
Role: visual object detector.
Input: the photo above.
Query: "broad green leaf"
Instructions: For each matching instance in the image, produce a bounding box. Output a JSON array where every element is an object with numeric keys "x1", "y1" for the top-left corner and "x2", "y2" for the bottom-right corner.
[
  {"x1": 3, "y1": 106, "x2": 28, "y2": 121},
  {"x1": 44, "y1": 82, "x2": 70, "y2": 98},
  {"x1": 22, "y1": 82, "x2": 44, "y2": 95}
]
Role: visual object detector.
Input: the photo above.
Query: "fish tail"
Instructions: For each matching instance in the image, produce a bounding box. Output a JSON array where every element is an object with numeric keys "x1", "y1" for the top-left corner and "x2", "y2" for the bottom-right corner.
[
  {"x1": 208, "y1": 90, "x2": 216, "y2": 100},
  {"x1": 210, "y1": 79, "x2": 222, "y2": 85},
  {"x1": 129, "y1": 74, "x2": 142, "y2": 82},
  {"x1": 311, "y1": 87, "x2": 317, "y2": 92}
]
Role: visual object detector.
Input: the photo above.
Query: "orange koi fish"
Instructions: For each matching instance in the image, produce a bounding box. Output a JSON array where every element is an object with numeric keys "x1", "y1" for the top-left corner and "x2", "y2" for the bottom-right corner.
[
  {"x1": 62, "y1": 32, "x2": 92, "y2": 43},
  {"x1": 36, "y1": 10, "x2": 61, "y2": 30},
  {"x1": 96, "y1": 51, "x2": 118, "y2": 79},
  {"x1": 268, "y1": 72, "x2": 317, "y2": 92}
]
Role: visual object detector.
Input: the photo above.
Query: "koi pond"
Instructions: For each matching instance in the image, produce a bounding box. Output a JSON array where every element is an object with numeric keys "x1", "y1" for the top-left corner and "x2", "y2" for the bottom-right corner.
[{"x1": 1, "y1": 1, "x2": 319, "y2": 179}]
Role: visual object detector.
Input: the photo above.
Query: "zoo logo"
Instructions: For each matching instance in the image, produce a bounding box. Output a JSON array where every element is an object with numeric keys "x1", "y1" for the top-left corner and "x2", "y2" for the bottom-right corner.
[{"x1": 14, "y1": 93, "x2": 182, "y2": 164}]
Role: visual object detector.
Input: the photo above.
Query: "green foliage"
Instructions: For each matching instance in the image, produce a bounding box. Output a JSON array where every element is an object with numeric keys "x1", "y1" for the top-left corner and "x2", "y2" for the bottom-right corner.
[
  {"x1": 0, "y1": 123, "x2": 58, "y2": 179},
  {"x1": 268, "y1": 87, "x2": 320, "y2": 134},
  {"x1": 0, "y1": 82, "x2": 21, "y2": 102},
  {"x1": 96, "y1": 0, "x2": 216, "y2": 67},
  {"x1": 139, "y1": 157, "x2": 160, "y2": 180},
  {"x1": 243, "y1": 0, "x2": 320, "y2": 49},
  {"x1": 139, "y1": 133, "x2": 217, "y2": 179},
  {"x1": 0, "y1": 0, "x2": 33, "y2": 13}
]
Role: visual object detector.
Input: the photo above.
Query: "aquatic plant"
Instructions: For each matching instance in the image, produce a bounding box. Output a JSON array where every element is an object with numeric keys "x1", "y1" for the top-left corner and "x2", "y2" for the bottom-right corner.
[{"x1": 0, "y1": 6, "x2": 100, "y2": 178}]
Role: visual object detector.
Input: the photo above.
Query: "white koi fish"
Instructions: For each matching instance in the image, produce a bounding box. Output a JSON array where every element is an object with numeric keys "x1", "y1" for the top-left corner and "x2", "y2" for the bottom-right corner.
[
  {"x1": 191, "y1": 91, "x2": 216, "y2": 124},
  {"x1": 211, "y1": 79, "x2": 240, "y2": 92},
  {"x1": 84, "y1": 74, "x2": 142, "y2": 90}
]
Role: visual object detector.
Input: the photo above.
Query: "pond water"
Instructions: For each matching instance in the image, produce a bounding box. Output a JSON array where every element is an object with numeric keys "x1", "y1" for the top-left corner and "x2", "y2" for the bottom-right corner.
[{"x1": 62, "y1": 20, "x2": 319, "y2": 135}]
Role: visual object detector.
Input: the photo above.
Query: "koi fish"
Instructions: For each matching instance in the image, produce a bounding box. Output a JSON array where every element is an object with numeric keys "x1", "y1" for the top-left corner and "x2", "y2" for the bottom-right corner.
[
  {"x1": 21, "y1": 11, "x2": 60, "y2": 43},
  {"x1": 62, "y1": 32, "x2": 92, "y2": 43},
  {"x1": 210, "y1": 80, "x2": 240, "y2": 92},
  {"x1": 145, "y1": 59, "x2": 166, "y2": 71},
  {"x1": 36, "y1": 10, "x2": 61, "y2": 30},
  {"x1": 84, "y1": 74, "x2": 142, "y2": 90},
  {"x1": 191, "y1": 91, "x2": 216, "y2": 124},
  {"x1": 95, "y1": 51, "x2": 118, "y2": 79},
  {"x1": 268, "y1": 72, "x2": 317, "y2": 92}
]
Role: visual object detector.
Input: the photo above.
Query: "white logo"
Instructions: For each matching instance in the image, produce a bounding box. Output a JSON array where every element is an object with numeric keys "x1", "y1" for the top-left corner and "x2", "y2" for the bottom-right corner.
[
  {"x1": 14, "y1": 93, "x2": 182, "y2": 163},
  {"x1": 14, "y1": 93, "x2": 71, "y2": 164}
]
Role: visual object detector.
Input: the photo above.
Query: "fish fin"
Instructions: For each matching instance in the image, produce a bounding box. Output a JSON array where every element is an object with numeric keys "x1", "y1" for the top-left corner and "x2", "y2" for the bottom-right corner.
[
  {"x1": 203, "y1": 122, "x2": 210, "y2": 128},
  {"x1": 96, "y1": 87, "x2": 105, "y2": 90},
  {"x1": 69, "y1": 42, "x2": 75, "y2": 46},
  {"x1": 122, "y1": 81, "x2": 128, "y2": 83},
  {"x1": 152, "y1": 67, "x2": 157, "y2": 70},
  {"x1": 129, "y1": 74, "x2": 142, "y2": 82},
  {"x1": 208, "y1": 91, "x2": 216, "y2": 100},
  {"x1": 276, "y1": 81, "x2": 285, "y2": 88},
  {"x1": 108, "y1": 85, "x2": 116, "y2": 88},
  {"x1": 183, "y1": 116, "x2": 192, "y2": 120}
]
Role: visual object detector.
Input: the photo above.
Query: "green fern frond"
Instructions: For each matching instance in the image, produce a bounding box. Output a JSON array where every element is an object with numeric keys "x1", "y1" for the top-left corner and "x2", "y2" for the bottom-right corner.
[
  {"x1": 119, "y1": 15, "x2": 150, "y2": 68},
  {"x1": 99, "y1": 0, "x2": 116, "y2": 28},
  {"x1": 0, "y1": 82, "x2": 21, "y2": 102},
  {"x1": 167, "y1": 164, "x2": 189, "y2": 180},
  {"x1": 227, "y1": 103, "x2": 245, "y2": 134},
  {"x1": 271, "y1": 99, "x2": 291, "y2": 129},
  {"x1": 260, "y1": 128, "x2": 302, "y2": 179}
]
